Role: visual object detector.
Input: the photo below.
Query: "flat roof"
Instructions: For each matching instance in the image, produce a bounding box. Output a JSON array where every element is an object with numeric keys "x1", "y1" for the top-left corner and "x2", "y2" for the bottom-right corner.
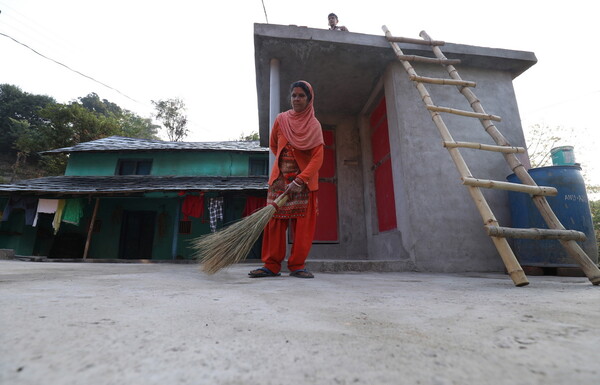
[{"x1": 254, "y1": 23, "x2": 537, "y2": 145}]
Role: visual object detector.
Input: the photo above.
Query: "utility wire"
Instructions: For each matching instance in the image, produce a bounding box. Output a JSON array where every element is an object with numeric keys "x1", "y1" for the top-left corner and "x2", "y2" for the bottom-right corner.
[
  {"x1": 0, "y1": 31, "x2": 139, "y2": 103},
  {"x1": 261, "y1": 0, "x2": 269, "y2": 23}
]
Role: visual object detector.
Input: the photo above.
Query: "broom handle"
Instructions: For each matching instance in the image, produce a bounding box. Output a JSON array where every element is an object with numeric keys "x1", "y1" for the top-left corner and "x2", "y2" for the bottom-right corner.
[
  {"x1": 275, "y1": 195, "x2": 289, "y2": 208},
  {"x1": 272, "y1": 184, "x2": 294, "y2": 208}
]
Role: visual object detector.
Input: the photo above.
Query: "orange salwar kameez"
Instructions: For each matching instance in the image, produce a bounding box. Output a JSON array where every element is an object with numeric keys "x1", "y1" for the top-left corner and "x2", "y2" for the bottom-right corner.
[{"x1": 261, "y1": 115, "x2": 324, "y2": 274}]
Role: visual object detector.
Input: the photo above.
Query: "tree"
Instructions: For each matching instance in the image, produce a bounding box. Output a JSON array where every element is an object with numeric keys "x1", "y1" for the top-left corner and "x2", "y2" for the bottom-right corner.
[
  {"x1": 79, "y1": 92, "x2": 122, "y2": 116},
  {"x1": 79, "y1": 92, "x2": 159, "y2": 140},
  {"x1": 238, "y1": 131, "x2": 259, "y2": 141},
  {"x1": 26, "y1": 102, "x2": 123, "y2": 174},
  {"x1": 152, "y1": 98, "x2": 188, "y2": 142},
  {"x1": 524, "y1": 123, "x2": 598, "y2": 191},
  {"x1": 0, "y1": 85, "x2": 161, "y2": 179},
  {"x1": 524, "y1": 123, "x2": 571, "y2": 168},
  {"x1": 117, "y1": 111, "x2": 160, "y2": 140},
  {"x1": 0, "y1": 84, "x2": 55, "y2": 155},
  {"x1": 591, "y1": 200, "x2": 600, "y2": 259}
]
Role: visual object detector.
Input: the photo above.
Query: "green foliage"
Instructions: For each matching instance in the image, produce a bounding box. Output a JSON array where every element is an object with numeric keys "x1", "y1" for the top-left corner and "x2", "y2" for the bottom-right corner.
[
  {"x1": 590, "y1": 200, "x2": 600, "y2": 259},
  {"x1": 0, "y1": 84, "x2": 160, "y2": 179},
  {"x1": 79, "y1": 92, "x2": 122, "y2": 116},
  {"x1": 151, "y1": 98, "x2": 188, "y2": 142},
  {"x1": 591, "y1": 201, "x2": 600, "y2": 230},
  {"x1": 117, "y1": 111, "x2": 160, "y2": 139},
  {"x1": 0, "y1": 84, "x2": 55, "y2": 155},
  {"x1": 78, "y1": 93, "x2": 159, "y2": 139},
  {"x1": 238, "y1": 131, "x2": 259, "y2": 141}
]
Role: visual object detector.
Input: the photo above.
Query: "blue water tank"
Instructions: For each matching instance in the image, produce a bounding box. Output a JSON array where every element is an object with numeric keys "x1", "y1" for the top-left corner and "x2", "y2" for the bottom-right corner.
[{"x1": 506, "y1": 165, "x2": 598, "y2": 266}]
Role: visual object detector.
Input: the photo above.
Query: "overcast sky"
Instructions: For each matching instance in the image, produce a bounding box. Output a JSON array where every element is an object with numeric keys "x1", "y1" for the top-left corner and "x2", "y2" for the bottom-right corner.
[{"x1": 1, "y1": 0, "x2": 598, "y2": 185}]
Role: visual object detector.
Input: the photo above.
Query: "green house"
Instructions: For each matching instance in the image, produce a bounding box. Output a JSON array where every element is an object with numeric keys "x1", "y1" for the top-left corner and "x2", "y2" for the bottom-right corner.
[{"x1": 0, "y1": 136, "x2": 269, "y2": 260}]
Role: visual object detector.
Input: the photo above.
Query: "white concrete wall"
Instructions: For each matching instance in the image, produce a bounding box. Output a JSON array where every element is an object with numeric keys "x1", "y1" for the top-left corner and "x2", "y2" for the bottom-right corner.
[
  {"x1": 309, "y1": 114, "x2": 368, "y2": 260},
  {"x1": 305, "y1": 62, "x2": 530, "y2": 273},
  {"x1": 357, "y1": 93, "x2": 413, "y2": 265},
  {"x1": 382, "y1": 61, "x2": 529, "y2": 272}
]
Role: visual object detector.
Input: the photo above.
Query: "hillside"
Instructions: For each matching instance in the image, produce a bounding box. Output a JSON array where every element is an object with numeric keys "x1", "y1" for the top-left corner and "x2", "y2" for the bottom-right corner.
[{"x1": 0, "y1": 154, "x2": 47, "y2": 183}]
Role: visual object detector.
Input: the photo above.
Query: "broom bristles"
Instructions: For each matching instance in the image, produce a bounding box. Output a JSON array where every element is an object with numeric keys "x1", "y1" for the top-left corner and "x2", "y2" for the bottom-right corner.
[{"x1": 191, "y1": 194, "x2": 288, "y2": 274}]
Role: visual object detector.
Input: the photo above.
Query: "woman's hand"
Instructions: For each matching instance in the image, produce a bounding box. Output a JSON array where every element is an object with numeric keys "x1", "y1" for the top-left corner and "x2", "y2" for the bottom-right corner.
[{"x1": 286, "y1": 178, "x2": 305, "y2": 195}]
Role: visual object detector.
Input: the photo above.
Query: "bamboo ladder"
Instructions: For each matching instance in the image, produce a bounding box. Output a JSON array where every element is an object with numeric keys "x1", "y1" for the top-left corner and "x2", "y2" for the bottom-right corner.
[{"x1": 382, "y1": 26, "x2": 600, "y2": 287}]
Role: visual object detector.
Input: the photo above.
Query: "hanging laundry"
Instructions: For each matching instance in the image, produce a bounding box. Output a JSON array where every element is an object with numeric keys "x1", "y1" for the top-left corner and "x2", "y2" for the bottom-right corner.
[
  {"x1": 62, "y1": 199, "x2": 84, "y2": 225},
  {"x1": 33, "y1": 199, "x2": 59, "y2": 227},
  {"x1": 52, "y1": 200, "x2": 66, "y2": 234},
  {"x1": 181, "y1": 193, "x2": 204, "y2": 220},
  {"x1": 242, "y1": 196, "x2": 267, "y2": 217},
  {"x1": 208, "y1": 197, "x2": 224, "y2": 233},
  {"x1": 2, "y1": 196, "x2": 39, "y2": 225}
]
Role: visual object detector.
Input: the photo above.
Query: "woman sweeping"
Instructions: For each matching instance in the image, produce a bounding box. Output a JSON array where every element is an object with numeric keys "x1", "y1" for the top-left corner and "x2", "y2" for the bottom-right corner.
[{"x1": 249, "y1": 80, "x2": 324, "y2": 279}]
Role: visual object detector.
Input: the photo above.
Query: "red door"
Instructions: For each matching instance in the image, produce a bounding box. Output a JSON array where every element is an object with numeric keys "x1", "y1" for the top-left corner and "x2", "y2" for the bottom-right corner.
[
  {"x1": 370, "y1": 97, "x2": 397, "y2": 232},
  {"x1": 314, "y1": 128, "x2": 338, "y2": 242}
]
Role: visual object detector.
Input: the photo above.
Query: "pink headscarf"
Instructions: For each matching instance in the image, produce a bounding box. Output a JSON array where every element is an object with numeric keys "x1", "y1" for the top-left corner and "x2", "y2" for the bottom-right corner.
[{"x1": 277, "y1": 81, "x2": 324, "y2": 150}]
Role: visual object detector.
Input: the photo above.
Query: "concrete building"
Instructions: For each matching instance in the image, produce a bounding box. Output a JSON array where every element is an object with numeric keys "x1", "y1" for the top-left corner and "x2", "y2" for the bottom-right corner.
[{"x1": 254, "y1": 23, "x2": 538, "y2": 272}]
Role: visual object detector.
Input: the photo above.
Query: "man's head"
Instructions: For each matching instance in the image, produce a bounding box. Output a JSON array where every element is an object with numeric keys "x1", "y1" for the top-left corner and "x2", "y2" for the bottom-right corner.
[{"x1": 328, "y1": 13, "x2": 338, "y2": 27}]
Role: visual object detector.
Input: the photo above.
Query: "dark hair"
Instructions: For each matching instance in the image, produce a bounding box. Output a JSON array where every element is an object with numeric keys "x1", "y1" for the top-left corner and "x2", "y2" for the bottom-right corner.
[
  {"x1": 290, "y1": 81, "x2": 312, "y2": 102},
  {"x1": 328, "y1": 13, "x2": 338, "y2": 19}
]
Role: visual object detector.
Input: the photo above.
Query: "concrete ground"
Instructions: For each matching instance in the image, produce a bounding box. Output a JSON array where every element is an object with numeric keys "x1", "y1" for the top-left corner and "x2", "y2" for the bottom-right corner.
[{"x1": 1, "y1": 260, "x2": 598, "y2": 385}]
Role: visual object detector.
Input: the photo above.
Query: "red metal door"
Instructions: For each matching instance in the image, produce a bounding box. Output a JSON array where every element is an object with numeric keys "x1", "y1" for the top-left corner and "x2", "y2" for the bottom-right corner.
[
  {"x1": 314, "y1": 128, "x2": 338, "y2": 242},
  {"x1": 370, "y1": 97, "x2": 397, "y2": 232}
]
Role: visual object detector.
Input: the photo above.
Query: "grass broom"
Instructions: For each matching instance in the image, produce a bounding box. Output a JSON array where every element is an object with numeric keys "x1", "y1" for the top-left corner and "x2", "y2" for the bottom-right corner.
[{"x1": 191, "y1": 191, "x2": 289, "y2": 274}]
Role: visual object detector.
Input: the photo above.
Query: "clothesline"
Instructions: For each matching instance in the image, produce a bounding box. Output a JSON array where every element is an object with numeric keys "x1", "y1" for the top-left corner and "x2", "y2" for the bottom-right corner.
[{"x1": 1, "y1": 197, "x2": 85, "y2": 234}]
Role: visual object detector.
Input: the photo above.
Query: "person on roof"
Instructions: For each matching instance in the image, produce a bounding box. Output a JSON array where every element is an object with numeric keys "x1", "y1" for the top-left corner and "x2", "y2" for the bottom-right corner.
[{"x1": 328, "y1": 13, "x2": 349, "y2": 32}]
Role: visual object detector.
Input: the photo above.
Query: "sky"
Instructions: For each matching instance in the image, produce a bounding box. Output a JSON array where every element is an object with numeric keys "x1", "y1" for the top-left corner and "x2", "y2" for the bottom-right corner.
[{"x1": 0, "y1": 0, "x2": 598, "y2": 187}]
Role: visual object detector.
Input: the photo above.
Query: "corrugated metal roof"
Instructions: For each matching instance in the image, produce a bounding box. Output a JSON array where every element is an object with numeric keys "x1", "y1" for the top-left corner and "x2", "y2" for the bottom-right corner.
[
  {"x1": 41, "y1": 136, "x2": 269, "y2": 154},
  {"x1": 0, "y1": 175, "x2": 268, "y2": 196}
]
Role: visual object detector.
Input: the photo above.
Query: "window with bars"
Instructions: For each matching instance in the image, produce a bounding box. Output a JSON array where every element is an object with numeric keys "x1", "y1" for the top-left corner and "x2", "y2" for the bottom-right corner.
[{"x1": 178, "y1": 220, "x2": 192, "y2": 234}]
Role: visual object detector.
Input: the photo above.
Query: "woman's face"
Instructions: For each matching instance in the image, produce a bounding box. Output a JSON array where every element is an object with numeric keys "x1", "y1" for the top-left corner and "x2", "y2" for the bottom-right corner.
[{"x1": 291, "y1": 87, "x2": 309, "y2": 113}]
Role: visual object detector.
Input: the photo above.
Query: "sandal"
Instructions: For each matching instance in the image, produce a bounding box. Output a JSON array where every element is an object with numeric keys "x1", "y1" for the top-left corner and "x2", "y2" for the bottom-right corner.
[
  {"x1": 289, "y1": 269, "x2": 314, "y2": 279},
  {"x1": 248, "y1": 267, "x2": 281, "y2": 278}
]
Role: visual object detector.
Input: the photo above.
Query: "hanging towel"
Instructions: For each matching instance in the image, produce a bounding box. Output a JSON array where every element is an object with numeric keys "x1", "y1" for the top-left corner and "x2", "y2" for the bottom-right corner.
[
  {"x1": 33, "y1": 199, "x2": 59, "y2": 227},
  {"x1": 2, "y1": 196, "x2": 38, "y2": 225},
  {"x1": 181, "y1": 193, "x2": 204, "y2": 220},
  {"x1": 242, "y1": 196, "x2": 267, "y2": 217},
  {"x1": 62, "y1": 199, "x2": 84, "y2": 225},
  {"x1": 208, "y1": 197, "x2": 224, "y2": 233},
  {"x1": 52, "y1": 200, "x2": 66, "y2": 234}
]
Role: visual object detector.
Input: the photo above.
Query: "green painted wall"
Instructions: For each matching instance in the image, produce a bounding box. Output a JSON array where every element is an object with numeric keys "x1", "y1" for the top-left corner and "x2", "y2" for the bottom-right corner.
[
  {"x1": 0, "y1": 210, "x2": 37, "y2": 256},
  {"x1": 0, "y1": 193, "x2": 264, "y2": 260},
  {"x1": 86, "y1": 193, "x2": 259, "y2": 260},
  {"x1": 87, "y1": 197, "x2": 176, "y2": 260},
  {"x1": 0, "y1": 148, "x2": 267, "y2": 260},
  {"x1": 66, "y1": 151, "x2": 266, "y2": 176}
]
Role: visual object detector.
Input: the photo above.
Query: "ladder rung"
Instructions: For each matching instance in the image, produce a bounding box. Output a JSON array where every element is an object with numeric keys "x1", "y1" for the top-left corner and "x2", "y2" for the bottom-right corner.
[
  {"x1": 394, "y1": 54, "x2": 461, "y2": 65},
  {"x1": 462, "y1": 177, "x2": 558, "y2": 196},
  {"x1": 443, "y1": 141, "x2": 525, "y2": 154},
  {"x1": 410, "y1": 75, "x2": 476, "y2": 87},
  {"x1": 427, "y1": 106, "x2": 502, "y2": 121},
  {"x1": 485, "y1": 226, "x2": 587, "y2": 241},
  {"x1": 385, "y1": 35, "x2": 445, "y2": 46}
]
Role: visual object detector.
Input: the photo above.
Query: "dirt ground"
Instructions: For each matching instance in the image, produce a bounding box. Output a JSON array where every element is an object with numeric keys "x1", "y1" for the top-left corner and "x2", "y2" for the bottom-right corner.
[{"x1": 1, "y1": 260, "x2": 598, "y2": 385}]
